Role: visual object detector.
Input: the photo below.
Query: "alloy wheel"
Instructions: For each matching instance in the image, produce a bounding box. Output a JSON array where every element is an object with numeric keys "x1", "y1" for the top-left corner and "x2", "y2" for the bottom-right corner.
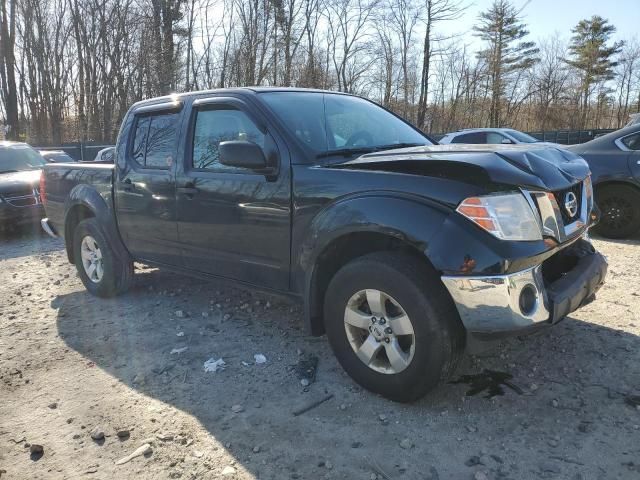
[
  {"x1": 343, "y1": 289, "x2": 415, "y2": 374},
  {"x1": 80, "y1": 235, "x2": 104, "y2": 283}
]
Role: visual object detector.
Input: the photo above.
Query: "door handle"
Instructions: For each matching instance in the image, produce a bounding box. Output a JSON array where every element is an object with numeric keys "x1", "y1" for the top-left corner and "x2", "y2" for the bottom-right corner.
[
  {"x1": 177, "y1": 184, "x2": 199, "y2": 197},
  {"x1": 121, "y1": 178, "x2": 133, "y2": 192}
]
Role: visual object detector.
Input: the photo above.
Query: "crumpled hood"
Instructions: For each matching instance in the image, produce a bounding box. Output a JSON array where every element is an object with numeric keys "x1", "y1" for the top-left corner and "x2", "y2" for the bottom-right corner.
[
  {"x1": 328, "y1": 144, "x2": 590, "y2": 191},
  {"x1": 0, "y1": 169, "x2": 41, "y2": 196}
]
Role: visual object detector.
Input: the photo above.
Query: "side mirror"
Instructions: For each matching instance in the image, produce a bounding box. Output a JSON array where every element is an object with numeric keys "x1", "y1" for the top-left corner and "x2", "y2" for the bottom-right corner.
[
  {"x1": 219, "y1": 141, "x2": 268, "y2": 170},
  {"x1": 501, "y1": 138, "x2": 514, "y2": 144}
]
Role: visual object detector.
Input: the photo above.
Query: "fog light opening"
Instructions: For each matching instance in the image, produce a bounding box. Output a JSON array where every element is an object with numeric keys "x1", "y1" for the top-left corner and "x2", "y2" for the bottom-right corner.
[{"x1": 519, "y1": 284, "x2": 538, "y2": 316}]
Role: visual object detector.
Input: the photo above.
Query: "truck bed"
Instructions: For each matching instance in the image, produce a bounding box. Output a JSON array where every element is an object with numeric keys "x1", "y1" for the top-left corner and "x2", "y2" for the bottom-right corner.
[{"x1": 42, "y1": 162, "x2": 115, "y2": 236}]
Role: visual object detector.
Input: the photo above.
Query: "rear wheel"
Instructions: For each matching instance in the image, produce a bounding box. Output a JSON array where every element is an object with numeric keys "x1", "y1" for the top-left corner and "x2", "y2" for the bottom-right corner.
[
  {"x1": 72, "y1": 218, "x2": 133, "y2": 297},
  {"x1": 594, "y1": 185, "x2": 640, "y2": 238},
  {"x1": 323, "y1": 252, "x2": 465, "y2": 402}
]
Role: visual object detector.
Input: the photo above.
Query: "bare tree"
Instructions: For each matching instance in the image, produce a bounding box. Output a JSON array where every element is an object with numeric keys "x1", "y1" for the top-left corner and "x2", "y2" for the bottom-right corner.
[
  {"x1": 614, "y1": 39, "x2": 640, "y2": 127},
  {"x1": 325, "y1": 0, "x2": 377, "y2": 92},
  {"x1": 0, "y1": 0, "x2": 19, "y2": 139},
  {"x1": 416, "y1": 0, "x2": 464, "y2": 129}
]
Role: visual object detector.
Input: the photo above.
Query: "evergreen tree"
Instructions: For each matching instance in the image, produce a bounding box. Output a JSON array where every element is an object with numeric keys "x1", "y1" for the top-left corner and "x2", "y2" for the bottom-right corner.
[
  {"x1": 474, "y1": 0, "x2": 539, "y2": 127},
  {"x1": 565, "y1": 15, "x2": 623, "y2": 127}
]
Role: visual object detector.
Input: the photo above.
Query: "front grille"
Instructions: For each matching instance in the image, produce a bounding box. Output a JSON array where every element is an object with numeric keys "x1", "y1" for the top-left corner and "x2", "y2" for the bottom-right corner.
[{"x1": 553, "y1": 182, "x2": 582, "y2": 225}]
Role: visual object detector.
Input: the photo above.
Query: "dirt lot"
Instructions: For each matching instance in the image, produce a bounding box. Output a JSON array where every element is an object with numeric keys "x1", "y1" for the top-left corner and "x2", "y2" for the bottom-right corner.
[{"x1": 0, "y1": 228, "x2": 639, "y2": 480}]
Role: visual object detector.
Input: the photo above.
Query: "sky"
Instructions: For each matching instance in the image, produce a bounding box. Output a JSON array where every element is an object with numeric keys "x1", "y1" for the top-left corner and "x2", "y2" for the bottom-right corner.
[{"x1": 438, "y1": 0, "x2": 638, "y2": 48}]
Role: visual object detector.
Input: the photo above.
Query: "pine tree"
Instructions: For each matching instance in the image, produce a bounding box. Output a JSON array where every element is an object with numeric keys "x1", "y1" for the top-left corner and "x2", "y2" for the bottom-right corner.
[
  {"x1": 565, "y1": 15, "x2": 623, "y2": 128},
  {"x1": 473, "y1": 0, "x2": 539, "y2": 127}
]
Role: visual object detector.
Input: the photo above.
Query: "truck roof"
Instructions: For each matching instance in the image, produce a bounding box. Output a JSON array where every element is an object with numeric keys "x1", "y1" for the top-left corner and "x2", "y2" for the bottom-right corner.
[{"x1": 130, "y1": 87, "x2": 354, "y2": 110}]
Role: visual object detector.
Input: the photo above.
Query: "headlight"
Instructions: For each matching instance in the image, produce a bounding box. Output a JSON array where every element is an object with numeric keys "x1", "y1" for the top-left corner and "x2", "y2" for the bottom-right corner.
[{"x1": 457, "y1": 192, "x2": 542, "y2": 241}]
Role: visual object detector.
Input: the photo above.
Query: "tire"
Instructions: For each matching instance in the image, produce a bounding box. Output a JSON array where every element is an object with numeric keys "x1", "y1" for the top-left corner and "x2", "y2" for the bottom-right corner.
[
  {"x1": 323, "y1": 252, "x2": 465, "y2": 402},
  {"x1": 72, "y1": 218, "x2": 134, "y2": 297},
  {"x1": 594, "y1": 185, "x2": 640, "y2": 239}
]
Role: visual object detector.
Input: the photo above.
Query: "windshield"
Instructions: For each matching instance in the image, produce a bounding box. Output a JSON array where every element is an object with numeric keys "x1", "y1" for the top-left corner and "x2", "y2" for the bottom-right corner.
[
  {"x1": 506, "y1": 130, "x2": 540, "y2": 143},
  {"x1": 260, "y1": 92, "x2": 431, "y2": 158},
  {"x1": 0, "y1": 145, "x2": 46, "y2": 172}
]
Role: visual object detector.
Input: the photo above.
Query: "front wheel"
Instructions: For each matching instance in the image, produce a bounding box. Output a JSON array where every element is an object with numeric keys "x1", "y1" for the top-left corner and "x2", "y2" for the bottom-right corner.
[
  {"x1": 323, "y1": 252, "x2": 465, "y2": 402},
  {"x1": 594, "y1": 185, "x2": 640, "y2": 239},
  {"x1": 72, "y1": 218, "x2": 133, "y2": 297}
]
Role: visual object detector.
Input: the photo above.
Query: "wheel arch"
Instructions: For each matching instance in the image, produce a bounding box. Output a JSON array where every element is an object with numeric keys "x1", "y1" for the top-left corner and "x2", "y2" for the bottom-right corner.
[
  {"x1": 593, "y1": 179, "x2": 640, "y2": 196},
  {"x1": 296, "y1": 195, "x2": 451, "y2": 336},
  {"x1": 63, "y1": 184, "x2": 130, "y2": 265}
]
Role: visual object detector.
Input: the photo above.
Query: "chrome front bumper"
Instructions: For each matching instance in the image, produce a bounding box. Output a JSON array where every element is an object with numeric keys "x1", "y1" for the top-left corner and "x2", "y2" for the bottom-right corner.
[
  {"x1": 41, "y1": 218, "x2": 58, "y2": 238},
  {"x1": 442, "y1": 266, "x2": 550, "y2": 333},
  {"x1": 442, "y1": 244, "x2": 607, "y2": 335}
]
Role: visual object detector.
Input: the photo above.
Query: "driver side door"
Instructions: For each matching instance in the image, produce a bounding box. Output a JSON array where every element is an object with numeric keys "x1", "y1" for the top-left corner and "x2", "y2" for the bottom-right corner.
[{"x1": 175, "y1": 96, "x2": 292, "y2": 290}]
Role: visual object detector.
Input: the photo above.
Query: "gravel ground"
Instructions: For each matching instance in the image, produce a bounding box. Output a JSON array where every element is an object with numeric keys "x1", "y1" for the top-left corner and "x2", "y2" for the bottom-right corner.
[{"x1": 0, "y1": 227, "x2": 639, "y2": 480}]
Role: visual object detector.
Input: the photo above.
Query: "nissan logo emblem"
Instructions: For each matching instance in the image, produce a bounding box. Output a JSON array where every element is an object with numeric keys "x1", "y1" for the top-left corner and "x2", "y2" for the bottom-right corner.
[{"x1": 564, "y1": 191, "x2": 578, "y2": 218}]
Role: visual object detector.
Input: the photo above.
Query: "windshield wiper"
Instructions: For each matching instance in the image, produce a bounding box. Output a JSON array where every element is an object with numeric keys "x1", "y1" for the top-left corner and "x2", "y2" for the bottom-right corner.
[
  {"x1": 0, "y1": 169, "x2": 19, "y2": 174},
  {"x1": 371, "y1": 142, "x2": 425, "y2": 152},
  {"x1": 316, "y1": 147, "x2": 377, "y2": 159},
  {"x1": 316, "y1": 143, "x2": 426, "y2": 159}
]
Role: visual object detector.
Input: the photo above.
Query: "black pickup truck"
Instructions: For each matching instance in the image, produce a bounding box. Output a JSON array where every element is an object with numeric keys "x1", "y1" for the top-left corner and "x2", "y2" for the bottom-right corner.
[{"x1": 41, "y1": 88, "x2": 607, "y2": 402}]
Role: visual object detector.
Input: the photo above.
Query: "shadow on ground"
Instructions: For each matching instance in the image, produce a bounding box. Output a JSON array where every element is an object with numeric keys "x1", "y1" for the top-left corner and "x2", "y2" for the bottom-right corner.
[
  {"x1": 0, "y1": 224, "x2": 62, "y2": 260},
  {"x1": 51, "y1": 265, "x2": 640, "y2": 479}
]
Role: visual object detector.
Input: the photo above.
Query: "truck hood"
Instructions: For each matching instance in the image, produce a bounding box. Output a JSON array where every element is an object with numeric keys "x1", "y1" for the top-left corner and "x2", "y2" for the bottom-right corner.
[
  {"x1": 327, "y1": 144, "x2": 590, "y2": 191},
  {"x1": 0, "y1": 169, "x2": 41, "y2": 197}
]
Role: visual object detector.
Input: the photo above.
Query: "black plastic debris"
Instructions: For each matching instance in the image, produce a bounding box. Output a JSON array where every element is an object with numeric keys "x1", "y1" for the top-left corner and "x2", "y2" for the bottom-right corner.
[
  {"x1": 624, "y1": 395, "x2": 640, "y2": 409},
  {"x1": 450, "y1": 369, "x2": 523, "y2": 398},
  {"x1": 295, "y1": 354, "x2": 319, "y2": 385}
]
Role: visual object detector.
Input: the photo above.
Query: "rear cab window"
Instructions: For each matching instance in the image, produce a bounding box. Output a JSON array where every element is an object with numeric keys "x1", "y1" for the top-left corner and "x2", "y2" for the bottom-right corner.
[{"x1": 130, "y1": 112, "x2": 180, "y2": 169}]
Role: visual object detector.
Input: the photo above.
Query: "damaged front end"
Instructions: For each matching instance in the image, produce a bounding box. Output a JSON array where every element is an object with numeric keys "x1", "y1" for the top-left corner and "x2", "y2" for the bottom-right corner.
[
  {"x1": 442, "y1": 175, "x2": 607, "y2": 338},
  {"x1": 327, "y1": 143, "x2": 608, "y2": 337},
  {"x1": 442, "y1": 238, "x2": 607, "y2": 338}
]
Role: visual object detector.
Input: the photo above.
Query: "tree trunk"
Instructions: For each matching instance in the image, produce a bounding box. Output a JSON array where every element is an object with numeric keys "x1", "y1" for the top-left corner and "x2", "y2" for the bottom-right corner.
[{"x1": 0, "y1": 0, "x2": 19, "y2": 140}]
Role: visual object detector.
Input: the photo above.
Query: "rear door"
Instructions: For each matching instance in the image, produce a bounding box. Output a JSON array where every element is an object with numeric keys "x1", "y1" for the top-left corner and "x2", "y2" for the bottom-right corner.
[
  {"x1": 175, "y1": 96, "x2": 291, "y2": 290},
  {"x1": 114, "y1": 103, "x2": 183, "y2": 265}
]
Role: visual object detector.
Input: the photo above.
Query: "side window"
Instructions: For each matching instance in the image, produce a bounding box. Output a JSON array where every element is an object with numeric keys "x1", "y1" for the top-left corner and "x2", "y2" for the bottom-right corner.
[
  {"x1": 132, "y1": 117, "x2": 150, "y2": 164},
  {"x1": 622, "y1": 133, "x2": 640, "y2": 151},
  {"x1": 486, "y1": 132, "x2": 506, "y2": 144},
  {"x1": 192, "y1": 107, "x2": 265, "y2": 171},
  {"x1": 130, "y1": 112, "x2": 180, "y2": 168},
  {"x1": 452, "y1": 132, "x2": 487, "y2": 144}
]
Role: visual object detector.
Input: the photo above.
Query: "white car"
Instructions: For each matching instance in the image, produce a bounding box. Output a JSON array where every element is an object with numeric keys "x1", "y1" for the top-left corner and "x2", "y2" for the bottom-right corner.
[
  {"x1": 625, "y1": 113, "x2": 640, "y2": 127},
  {"x1": 92, "y1": 146, "x2": 115, "y2": 162},
  {"x1": 39, "y1": 150, "x2": 75, "y2": 163},
  {"x1": 439, "y1": 128, "x2": 561, "y2": 147}
]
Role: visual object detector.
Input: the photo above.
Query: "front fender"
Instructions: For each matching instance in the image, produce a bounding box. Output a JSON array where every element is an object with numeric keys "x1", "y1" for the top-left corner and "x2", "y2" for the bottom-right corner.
[
  {"x1": 294, "y1": 193, "x2": 450, "y2": 334},
  {"x1": 63, "y1": 185, "x2": 130, "y2": 264},
  {"x1": 296, "y1": 194, "x2": 449, "y2": 287}
]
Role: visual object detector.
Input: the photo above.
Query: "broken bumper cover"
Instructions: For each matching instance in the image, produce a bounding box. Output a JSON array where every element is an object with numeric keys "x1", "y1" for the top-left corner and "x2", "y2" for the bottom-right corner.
[{"x1": 441, "y1": 243, "x2": 607, "y2": 337}]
